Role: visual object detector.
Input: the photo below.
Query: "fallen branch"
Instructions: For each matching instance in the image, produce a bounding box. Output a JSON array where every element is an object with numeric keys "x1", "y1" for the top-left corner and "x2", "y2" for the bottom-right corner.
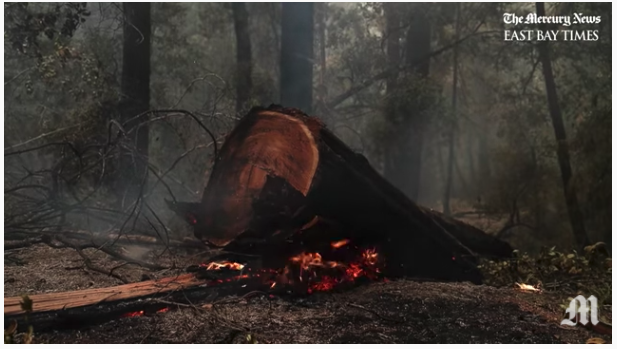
[
  {"x1": 51, "y1": 236, "x2": 129, "y2": 284},
  {"x1": 326, "y1": 23, "x2": 487, "y2": 108},
  {"x1": 7, "y1": 229, "x2": 206, "y2": 250},
  {"x1": 4, "y1": 273, "x2": 204, "y2": 317},
  {"x1": 3, "y1": 272, "x2": 275, "y2": 332}
]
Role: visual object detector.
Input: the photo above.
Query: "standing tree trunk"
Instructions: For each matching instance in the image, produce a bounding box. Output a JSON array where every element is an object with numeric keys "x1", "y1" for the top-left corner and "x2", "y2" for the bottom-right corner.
[
  {"x1": 478, "y1": 129, "x2": 490, "y2": 195},
  {"x1": 384, "y1": 6, "x2": 431, "y2": 201},
  {"x1": 118, "y1": 2, "x2": 151, "y2": 208},
  {"x1": 317, "y1": 2, "x2": 327, "y2": 88},
  {"x1": 535, "y1": 2, "x2": 589, "y2": 249},
  {"x1": 443, "y1": 3, "x2": 460, "y2": 216},
  {"x1": 384, "y1": 3, "x2": 401, "y2": 93},
  {"x1": 383, "y1": 2, "x2": 401, "y2": 173},
  {"x1": 313, "y1": 3, "x2": 330, "y2": 123},
  {"x1": 280, "y1": 3, "x2": 314, "y2": 113},
  {"x1": 466, "y1": 129, "x2": 477, "y2": 195},
  {"x1": 314, "y1": 3, "x2": 328, "y2": 118},
  {"x1": 232, "y1": 2, "x2": 252, "y2": 115}
]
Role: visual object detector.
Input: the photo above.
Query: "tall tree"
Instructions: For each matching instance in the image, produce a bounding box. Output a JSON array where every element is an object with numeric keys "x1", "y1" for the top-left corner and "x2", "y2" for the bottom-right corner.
[
  {"x1": 384, "y1": 2, "x2": 401, "y2": 103},
  {"x1": 384, "y1": 5, "x2": 431, "y2": 201},
  {"x1": 535, "y1": 2, "x2": 589, "y2": 248},
  {"x1": 316, "y1": 2, "x2": 327, "y2": 89},
  {"x1": 383, "y1": 2, "x2": 401, "y2": 183},
  {"x1": 280, "y1": 2, "x2": 314, "y2": 113},
  {"x1": 118, "y1": 2, "x2": 151, "y2": 207},
  {"x1": 443, "y1": 3, "x2": 461, "y2": 216},
  {"x1": 314, "y1": 2, "x2": 328, "y2": 118},
  {"x1": 232, "y1": 2, "x2": 252, "y2": 115}
]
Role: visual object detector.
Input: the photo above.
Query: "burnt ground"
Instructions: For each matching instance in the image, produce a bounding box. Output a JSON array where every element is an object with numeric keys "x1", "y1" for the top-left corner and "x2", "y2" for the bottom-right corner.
[{"x1": 4, "y1": 244, "x2": 613, "y2": 344}]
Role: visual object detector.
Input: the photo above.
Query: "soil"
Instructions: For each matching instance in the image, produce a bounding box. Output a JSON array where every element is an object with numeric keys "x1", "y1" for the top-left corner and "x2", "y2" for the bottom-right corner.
[{"x1": 4, "y1": 244, "x2": 612, "y2": 344}]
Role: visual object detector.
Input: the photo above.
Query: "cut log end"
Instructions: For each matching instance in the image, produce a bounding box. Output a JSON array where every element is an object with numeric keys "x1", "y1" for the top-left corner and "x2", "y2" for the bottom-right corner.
[{"x1": 197, "y1": 107, "x2": 323, "y2": 246}]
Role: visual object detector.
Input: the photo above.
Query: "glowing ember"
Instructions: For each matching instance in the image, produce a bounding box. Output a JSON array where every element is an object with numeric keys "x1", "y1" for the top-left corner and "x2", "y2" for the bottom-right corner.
[
  {"x1": 197, "y1": 246, "x2": 384, "y2": 295},
  {"x1": 286, "y1": 247, "x2": 382, "y2": 293},
  {"x1": 308, "y1": 275, "x2": 337, "y2": 293},
  {"x1": 121, "y1": 310, "x2": 144, "y2": 318},
  {"x1": 345, "y1": 263, "x2": 364, "y2": 279},
  {"x1": 290, "y1": 252, "x2": 325, "y2": 270},
  {"x1": 331, "y1": 239, "x2": 350, "y2": 249},
  {"x1": 120, "y1": 307, "x2": 169, "y2": 318},
  {"x1": 186, "y1": 213, "x2": 197, "y2": 225},
  {"x1": 515, "y1": 283, "x2": 541, "y2": 293},
  {"x1": 201, "y1": 261, "x2": 245, "y2": 270},
  {"x1": 362, "y1": 248, "x2": 378, "y2": 265}
]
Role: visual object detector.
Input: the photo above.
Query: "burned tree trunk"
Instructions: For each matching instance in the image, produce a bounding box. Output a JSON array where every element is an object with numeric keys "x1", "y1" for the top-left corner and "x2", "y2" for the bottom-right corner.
[
  {"x1": 188, "y1": 105, "x2": 511, "y2": 284},
  {"x1": 280, "y1": 3, "x2": 314, "y2": 113},
  {"x1": 443, "y1": 3, "x2": 461, "y2": 217},
  {"x1": 117, "y1": 2, "x2": 151, "y2": 208},
  {"x1": 535, "y1": 2, "x2": 589, "y2": 249},
  {"x1": 232, "y1": 2, "x2": 252, "y2": 115},
  {"x1": 384, "y1": 5, "x2": 432, "y2": 202}
]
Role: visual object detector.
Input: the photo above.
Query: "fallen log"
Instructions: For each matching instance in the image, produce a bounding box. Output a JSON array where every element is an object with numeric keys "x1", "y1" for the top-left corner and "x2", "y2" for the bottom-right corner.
[
  {"x1": 4, "y1": 273, "x2": 203, "y2": 317},
  {"x1": 416, "y1": 207, "x2": 514, "y2": 259},
  {"x1": 171, "y1": 105, "x2": 513, "y2": 284},
  {"x1": 3, "y1": 272, "x2": 267, "y2": 332}
]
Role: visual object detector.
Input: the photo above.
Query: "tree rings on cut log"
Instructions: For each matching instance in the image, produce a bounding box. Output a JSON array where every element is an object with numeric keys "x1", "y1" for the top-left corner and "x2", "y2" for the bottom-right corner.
[{"x1": 198, "y1": 108, "x2": 322, "y2": 246}]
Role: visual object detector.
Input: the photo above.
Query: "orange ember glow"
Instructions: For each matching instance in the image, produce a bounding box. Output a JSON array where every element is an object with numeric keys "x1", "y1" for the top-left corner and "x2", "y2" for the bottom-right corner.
[
  {"x1": 290, "y1": 252, "x2": 329, "y2": 270},
  {"x1": 120, "y1": 307, "x2": 169, "y2": 319},
  {"x1": 362, "y1": 248, "x2": 378, "y2": 265},
  {"x1": 201, "y1": 261, "x2": 245, "y2": 270},
  {"x1": 121, "y1": 310, "x2": 144, "y2": 318},
  {"x1": 331, "y1": 239, "x2": 350, "y2": 249},
  {"x1": 287, "y1": 248, "x2": 382, "y2": 293},
  {"x1": 197, "y1": 244, "x2": 384, "y2": 295},
  {"x1": 515, "y1": 283, "x2": 541, "y2": 293}
]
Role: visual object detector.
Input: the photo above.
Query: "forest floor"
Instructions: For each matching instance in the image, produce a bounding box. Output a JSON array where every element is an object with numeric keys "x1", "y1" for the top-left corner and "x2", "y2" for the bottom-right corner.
[{"x1": 4, "y1": 244, "x2": 612, "y2": 344}]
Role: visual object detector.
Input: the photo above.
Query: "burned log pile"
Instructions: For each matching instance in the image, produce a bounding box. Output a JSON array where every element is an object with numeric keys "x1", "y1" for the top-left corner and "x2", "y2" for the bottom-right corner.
[{"x1": 172, "y1": 105, "x2": 513, "y2": 287}]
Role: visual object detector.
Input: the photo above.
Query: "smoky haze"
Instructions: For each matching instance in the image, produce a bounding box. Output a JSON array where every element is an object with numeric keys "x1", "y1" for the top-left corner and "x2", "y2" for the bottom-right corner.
[{"x1": 4, "y1": 1, "x2": 611, "y2": 265}]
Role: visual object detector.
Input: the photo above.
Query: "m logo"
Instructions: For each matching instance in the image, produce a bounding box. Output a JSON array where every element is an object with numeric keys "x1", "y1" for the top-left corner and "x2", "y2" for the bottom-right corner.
[{"x1": 561, "y1": 295, "x2": 599, "y2": 326}]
